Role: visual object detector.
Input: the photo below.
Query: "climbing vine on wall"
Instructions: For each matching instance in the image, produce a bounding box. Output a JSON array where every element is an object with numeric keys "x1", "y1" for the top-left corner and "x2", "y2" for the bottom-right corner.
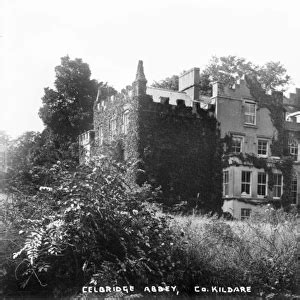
[
  {"x1": 245, "y1": 75, "x2": 288, "y2": 156},
  {"x1": 223, "y1": 137, "x2": 294, "y2": 209},
  {"x1": 136, "y1": 94, "x2": 224, "y2": 213}
]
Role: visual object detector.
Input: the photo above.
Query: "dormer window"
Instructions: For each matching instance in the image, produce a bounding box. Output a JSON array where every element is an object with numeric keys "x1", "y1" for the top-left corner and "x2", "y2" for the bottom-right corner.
[{"x1": 244, "y1": 102, "x2": 256, "y2": 125}]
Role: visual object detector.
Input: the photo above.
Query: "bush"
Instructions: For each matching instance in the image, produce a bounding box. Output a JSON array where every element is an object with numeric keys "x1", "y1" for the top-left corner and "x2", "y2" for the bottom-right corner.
[
  {"x1": 1, "y1": 158, "x2": 297, "y2": 298},
  {"x1": 2, "y1": 157, "x2": 175, "y2": 297}
]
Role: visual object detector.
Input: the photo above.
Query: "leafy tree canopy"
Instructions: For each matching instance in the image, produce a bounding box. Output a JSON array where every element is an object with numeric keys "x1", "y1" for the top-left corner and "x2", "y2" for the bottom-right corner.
[
  {"x1": 151, "y1": 75, "x2": 179, "y2": 91},
  {"x1": 39, "y1": 56, "x2": 98, "y2": 142},
  {"x1": 151, "y1": 56, "x2": 291, "y2": 93},
  {"x1": 203, "y1": 55, "x2": 291, "y2": 92},
  {"x1": 39, "y1": 56, "x2": 117, "y2": 144}
]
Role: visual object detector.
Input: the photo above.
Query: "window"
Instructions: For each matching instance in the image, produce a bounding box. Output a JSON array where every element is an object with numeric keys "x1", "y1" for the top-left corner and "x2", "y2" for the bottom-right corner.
[
  {"x1": 257, "y1": 172, "x2": 267, "y2": 197},
  {"x1": 223, "y1": 170, "x2": 229, "y2": 196},
  {"x1": 244, "y1": 102, "x2": 256, "y2": 125},
  {"x1": 241, "y1": 208, "x2": 251, "y2": 220},
  {"x1": 288, "y1": 139, "x2": 298, "y2": 160},
  {"x1": 122, "y1": 111, "x2": 129, "y2": 134},
  {"x1": 241, "y1": 171, "x2": 251, "y2": 196},
  {"x1": 99, "y1": 126, "x2": 103, "y2": 145},
  {"x1": 273, "y1": 173, "x2": 282, "y2": 198},
  {"x1": 232, "y1": 137, "x2": 242, "y2": 153},
  {"x1": 109, "y1": 119, "x2": 117, "y2": 138},
  {"x1": 291, "y1": 177, "x2": 297, "y2": 204},
  {"x1": 258, "y1": 140, "x2": 268, "y2": 157}
]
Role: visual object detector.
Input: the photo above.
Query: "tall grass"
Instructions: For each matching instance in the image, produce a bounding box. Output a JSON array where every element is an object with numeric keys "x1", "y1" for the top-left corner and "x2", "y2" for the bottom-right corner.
[{"x1": 168, "y1": 208, "x2": 297, "y2": 297}]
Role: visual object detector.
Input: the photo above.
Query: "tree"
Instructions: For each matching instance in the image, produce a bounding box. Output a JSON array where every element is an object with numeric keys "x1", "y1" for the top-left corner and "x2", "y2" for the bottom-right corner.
[
  {"x1": 151, "y1": 75, "x2": 179, "y2": 91},
  {"x1": 39, "y1": 56, "x2": 99, "y2": 142},
  {"x1": 6, "y1": 129, "x2": 81, "y2": 195},
  {"x1": 9, "y1": 157, "x2": 174, "y2": 296},
  {"x1": 152, "y1": 56, "x2": 291, "y2": 94},
  {"x1": 203, "y1": 55, "x2": 291, "y2": 92},
  {"x1": 37, "y1": 56, "x2": 117, "y2": 167}
]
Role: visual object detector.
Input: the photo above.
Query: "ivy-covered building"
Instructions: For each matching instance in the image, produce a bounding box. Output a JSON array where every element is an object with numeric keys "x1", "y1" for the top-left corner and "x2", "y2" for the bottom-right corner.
[
  {"x1": 79, "y1": 61, "x2": 299, "y2": 217},
  {"x1": 284, "y1": 88, "x2": 300, "y2": 203},
  {"x1": 80, "y1": 61, "x2": 223, "y2": 213},
  {"x1": 213, "y1": 77, "x2": 298, "y2": 219}
]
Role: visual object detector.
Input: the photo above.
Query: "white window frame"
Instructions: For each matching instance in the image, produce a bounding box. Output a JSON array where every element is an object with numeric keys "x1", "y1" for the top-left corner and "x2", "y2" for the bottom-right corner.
[
  {"x1": 223, "y1": 170, "x2": 229, "y2": 196},
  {"x1": 257, "y1": 139, "x2": 268, "y2": 157},
  {"x1": 241, "y1": 170, "x2": 251, "y2": 196},
  {"x1": 244, "y1": 101, "x2": 256, "y2": 125},
  {"x1": 273, "y1": 173, "x2": 283, "y2": 199},
  {"x1": 241, "y1": 208, "x2": 251, "y2": 220},
  {"x1": 122, "y1": 111, "x2": 129, "y2": 134},
  {"x1": 232, "y1": 136, "x2": 243, "y2": 154},
  {"x1": 288, "y1": 139, "x2": 298, "y2": 160},
  {"x1": 257, "y1": 172, "x2": 267, "y2": 197}
]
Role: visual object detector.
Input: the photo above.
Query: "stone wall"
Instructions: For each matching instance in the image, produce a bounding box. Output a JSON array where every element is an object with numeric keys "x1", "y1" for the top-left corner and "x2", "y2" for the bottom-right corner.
[
  {"x1": 91, "y1": 87, "x2": 223, "y2": 211},
  {"x1": 137, "y1": 94, "x2": 223, "y2": 210}
]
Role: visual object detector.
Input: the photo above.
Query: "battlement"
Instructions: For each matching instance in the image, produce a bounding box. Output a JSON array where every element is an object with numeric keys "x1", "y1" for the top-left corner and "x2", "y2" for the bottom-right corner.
[
  {"x1": 147, "y1": 86, "x2": 192, "y2": 107},
  {"x1": 139, "y1": 93, "x2": 215, "y2": 121}
]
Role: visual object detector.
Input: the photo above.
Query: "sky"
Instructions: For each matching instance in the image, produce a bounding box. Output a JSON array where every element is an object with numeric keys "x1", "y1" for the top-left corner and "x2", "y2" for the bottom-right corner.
[{"x1": 0, "y1": 0, "x2": 300, "y2": 138}]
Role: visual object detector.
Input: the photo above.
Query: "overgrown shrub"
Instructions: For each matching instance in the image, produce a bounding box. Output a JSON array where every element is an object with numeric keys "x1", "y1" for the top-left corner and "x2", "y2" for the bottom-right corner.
[
  {"x1": 2, "y1": 157, "x2": 175, "y2": 297},
  {"x1": 1, "y1": 158, "x2": 297, "y2": 298},
  {"x1": 168, "y1": 209, "x2": 297, "y2": 297}
]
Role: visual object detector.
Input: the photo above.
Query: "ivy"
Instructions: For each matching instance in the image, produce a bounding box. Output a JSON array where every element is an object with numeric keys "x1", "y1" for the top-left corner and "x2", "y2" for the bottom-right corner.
[
  {"x1": 137, "y1": 94, "x2": 223, "y2": 213},
  {"x1": 245, "y1": 75, "x2": 288, "y2": 157},
  {"x1": 223, "y1": 135, "x2": 294, "y2": 209}
]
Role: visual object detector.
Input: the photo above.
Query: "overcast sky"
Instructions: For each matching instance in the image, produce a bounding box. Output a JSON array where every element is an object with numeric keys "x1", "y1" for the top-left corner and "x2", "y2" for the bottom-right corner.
[{"x1": 1, "y1": 0, "x2": 300, "y2": 138}]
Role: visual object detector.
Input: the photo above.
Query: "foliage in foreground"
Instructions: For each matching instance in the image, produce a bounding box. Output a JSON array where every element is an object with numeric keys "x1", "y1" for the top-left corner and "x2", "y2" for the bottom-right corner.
[
  {"x1": 1, "y1": 158, "x2": 297, "y2": 298},
  {"x1": 169, "y1": 209, "x2": 297, "y2": 297},
  {"x1": 1, "y1": 158, "x2": 174, "y2": 297}
]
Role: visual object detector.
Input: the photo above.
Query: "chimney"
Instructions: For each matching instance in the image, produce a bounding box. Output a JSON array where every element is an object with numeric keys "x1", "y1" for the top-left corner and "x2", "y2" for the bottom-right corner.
[
  {"x1": 132, "y1": 60, "x2": 147, "y2": 96},
  {"x1": 178, "y1": 67, "x2": 200, "y2": 100},
  {"x1": 212, "y1": 81, "x2": 224, "y2": 98}
]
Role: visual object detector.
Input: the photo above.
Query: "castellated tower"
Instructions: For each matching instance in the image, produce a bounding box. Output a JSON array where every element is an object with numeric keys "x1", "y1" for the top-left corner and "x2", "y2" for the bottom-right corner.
[{"x1": 79, "y1": 60, "x2": 223, "y2": 213}]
